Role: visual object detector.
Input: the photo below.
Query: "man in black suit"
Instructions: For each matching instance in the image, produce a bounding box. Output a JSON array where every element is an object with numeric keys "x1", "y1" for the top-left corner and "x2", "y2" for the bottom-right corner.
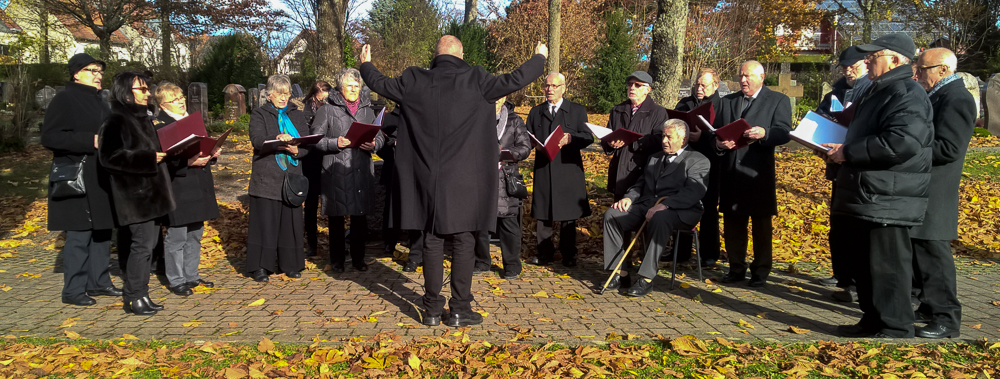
[
  {"x1": 360, "y1": 37, "x2": 547, "y2": 327},
  {"x1": 672, "y1": 68, "x2": 723, "y2": 266},
  {"x1": 602, "y1": 119, "x2": 710, "y2": 296},
  {"x1": 909, "y1": 47, "x2": 975, "y2": 339},
  {"x1": 526, "y1": 72, "x2": 595, "y2": 268},
  {"x1": 714, "y1": 61, "x2": 792, "y2": 287}
]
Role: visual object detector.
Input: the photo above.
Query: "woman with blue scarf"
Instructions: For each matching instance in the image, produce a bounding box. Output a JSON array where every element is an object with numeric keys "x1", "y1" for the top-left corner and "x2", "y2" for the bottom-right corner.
[{"x1": 247, "y1": 74, "x2": 311, "y2": 282}]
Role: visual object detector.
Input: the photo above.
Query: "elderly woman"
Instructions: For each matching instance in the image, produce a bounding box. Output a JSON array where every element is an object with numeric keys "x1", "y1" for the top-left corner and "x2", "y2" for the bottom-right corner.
[
  {"x1": 98, "y1": 71, "x2": 175, "y2": 315},
  {"x1": 311, "y1": 68, "x2": 384, "y2": 272},
  {"x1": 41, "y1": 53, "x2": 121, "y2": 307},
  {"x1": 302, "y1": 80, "x2": 332, "y2": 257},
  {"x1": 152, "y1": 83, "x2": 220, "y2": 296},
  {"x1": 247, "y1": 74, "x2": 311, "y2": 282}
]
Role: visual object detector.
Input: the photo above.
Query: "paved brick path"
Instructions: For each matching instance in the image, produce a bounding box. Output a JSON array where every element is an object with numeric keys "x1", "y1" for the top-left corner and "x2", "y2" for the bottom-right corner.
[{"x1": 1, "y1": 243, "x2": 998, "y2": 344}]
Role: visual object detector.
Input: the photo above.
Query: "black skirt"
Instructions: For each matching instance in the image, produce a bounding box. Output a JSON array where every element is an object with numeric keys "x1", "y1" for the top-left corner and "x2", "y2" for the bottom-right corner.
[{"x1": 246, "y1": 196, "x2": 305, "y2": 274}]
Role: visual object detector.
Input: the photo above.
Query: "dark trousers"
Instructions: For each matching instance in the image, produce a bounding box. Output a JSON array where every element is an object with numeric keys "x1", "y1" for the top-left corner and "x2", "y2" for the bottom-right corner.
[
  {"x1": 473, "y1": 215, "x2": 524, "y2": 275},
  {"x1": 675, "y1": 164, "x2": 720, "y2": 262},
  {"x1": 61, "y1": 229, "x2": 113, "y2": 301},
  {"x1": 843, "y1": 218, "x2": 915, "y2": 337},
  {"x1": 829, "y1": 214, "x2": 854, "y2": 287},
  {"x1": 536, "y1": 219, "x2": 577, "y2": 262},
  {"x1": 604, "y1": 203, "x2": 689, "y2": 279},
  {"x1": 303, "y1": 157, "x2": 322, "y2": 254},
  {"x1": 422, "y1": 231, "x2": 475, "y2": 315},
  {"x1": 912, "y1": 238, "x2": 961, "y2": 329},
  {"x1": 473, "y1": 230, "x2": 492, "y2": 269},
  {"x1": 723, "y1": 212, "x2": 773, "y2": 280},
  {"x1": 121, "y1": 221, "x2": 157, "y2": 302},
  {"x1": 406, "y1": 230, "x2": 425, "y2": 264},
  {"x1": 329, "y1": 215, "x2": 367, "y2": 268}
]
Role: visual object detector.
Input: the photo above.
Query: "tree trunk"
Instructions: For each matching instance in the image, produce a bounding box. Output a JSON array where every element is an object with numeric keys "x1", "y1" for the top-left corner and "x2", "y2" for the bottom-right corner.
[
  {"x1": 648, "y1": 0, "x2": 687, "y2": 107},
  {"x1": 39, "y1": 2, "x2": 51, "y2": 64},
  {"x1": 548, "y1": 0, "x2": 560, "y2": 73},
  {"x1": 464, "y1": 0, "x2": 478, "y2": 23},
  {"x1": 159, "y1": 0, "x2": 172, "y2": 69},
  {"x1": 99, "y1": 34, "x2": 113, "y2": 61},
  {"x1": 317, "y1": 0, "x2": 347, "y2": 81}
]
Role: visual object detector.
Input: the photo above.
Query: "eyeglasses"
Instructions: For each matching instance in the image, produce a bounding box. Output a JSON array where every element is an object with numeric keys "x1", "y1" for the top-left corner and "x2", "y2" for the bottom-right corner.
[
  {"x1": 543, "y1": 84, "x2": 564, "y2": 89},
  {"x1": 81, "y1": 68, "x2": 104, "y2": 75},
  {"x1": 270, "y1": 92, "x2": 291, "y2": 99},
  {"x1": 917, "y1": 64, "x2": 943, "y2": 72},
  {"x1": 132, "y1": 87, "x2": 150, "y2": 93},
  {"x1": 866, "y1": 53, "x2": 892, "y2": 61},
  {"x1": 628, "y1": 82, "x2": 649, "y2": 89},
  {"x1": 163, "y1": 96, "x2": 186, "y2": 104},
  {"x1": 695, "y1": 82, "x2": 715, "y2": 88}
]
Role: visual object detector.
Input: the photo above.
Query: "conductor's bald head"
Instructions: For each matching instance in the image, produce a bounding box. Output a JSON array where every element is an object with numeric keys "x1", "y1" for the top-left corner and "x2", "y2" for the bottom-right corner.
[{"x1": 435, "y1": 35, "x2": 464, "y2": 60}]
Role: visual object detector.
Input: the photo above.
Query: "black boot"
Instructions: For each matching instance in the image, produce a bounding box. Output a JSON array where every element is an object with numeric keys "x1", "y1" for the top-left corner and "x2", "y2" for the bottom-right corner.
[
  {"x1": 144, "y1": 296, "x2": 164, "y2": 311},
  {"x1": 125, "y1": 297, "x2": 158, "y2": 316}
]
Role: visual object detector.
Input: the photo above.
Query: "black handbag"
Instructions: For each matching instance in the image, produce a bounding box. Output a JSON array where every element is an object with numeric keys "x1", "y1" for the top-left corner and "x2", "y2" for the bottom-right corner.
[
  {"x1": 282, "y1": 172, "x2": 309, "y2": 207},
  {"x1": 49, "y1": 157, "x2": 87, "y2": 200},
  {"x1": 503, "y1": 165, "x2": 529, "y2": 199}
]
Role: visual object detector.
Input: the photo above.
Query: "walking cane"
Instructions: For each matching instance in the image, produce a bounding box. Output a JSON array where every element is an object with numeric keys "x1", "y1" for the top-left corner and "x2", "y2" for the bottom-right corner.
[{"x1": 598, "y1": 196, "x2": 668, "y2": 295}]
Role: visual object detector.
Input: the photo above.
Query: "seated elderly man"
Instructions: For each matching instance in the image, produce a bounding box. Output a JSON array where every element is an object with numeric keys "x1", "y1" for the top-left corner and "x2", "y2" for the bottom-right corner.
[{"x1": 602, "y1": 119, "x2": 710, "y2": 296}]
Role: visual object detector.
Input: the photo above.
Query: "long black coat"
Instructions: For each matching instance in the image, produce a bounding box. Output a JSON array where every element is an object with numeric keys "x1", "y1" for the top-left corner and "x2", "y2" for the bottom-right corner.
[
  {"x1": 98, "y1": 102, "x2": 175, "y2": 226},
  {"x1": 832, "y1": 65, "x2": 933, "y2": 226},
  {"x1": 714, "y1": 86, "x2": 792, "y2": 216},
  {"x1": 311, "y1": 90, "x2": 385, "y2": 216},
  {"x1": 496, "y1": 102, "x2": 532, "y2": 218},
  {"x1": 601, "y1": 97, "x2": 669, "y2": 200},
  {"x1": 153, "y1": 112, "x2": 221, "y2": 226},
  {"x1": 41, "y1": 81, "x2": 116, "y2": 231},
  {"x1": 909, "y1": 78, "x2": 975, "y2": 239},
  {"x1": 674, "y1": 91, "x2": 722, "y2": 113},
  {"x1": 360, "y1": 54, "x2": 546, "y2": 234},
  {"x1": 248, "y1": 103, "x2": 311, "y2": 201},
  {"x1": 526, "y1": 99, "x2": 594, "y2": 221}
]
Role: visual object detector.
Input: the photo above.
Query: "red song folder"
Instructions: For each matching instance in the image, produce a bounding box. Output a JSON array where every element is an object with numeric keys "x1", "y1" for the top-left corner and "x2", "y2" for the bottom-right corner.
[
  {"x1": 197, "y1": 127, "x2": 234, "y2": 157},
  {"x1": 344, "y1": 122, "x2": 382, "y2": 148},
  {"x1": 529, "y1": 125, "x2": 565, "y2": 161},
  {"x1": 666, "y1": 102, "x2": 715, "y2": 132},
  {"x1": 157, "y1": 111, "x2": 207, "y2": 155},
  {"x1": 586, "y1": 123, "x2": 644, "y2": 146},
  {"x1": 714, "y1": 119, "x2": 753, "y2": 149},
  {"x1": 259, "y1": 134, "x2": 323, "y2": 155}
]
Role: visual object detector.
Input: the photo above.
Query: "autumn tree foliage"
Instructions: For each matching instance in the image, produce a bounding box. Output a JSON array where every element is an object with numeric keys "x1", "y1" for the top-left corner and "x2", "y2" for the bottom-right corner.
[
  {"x1": 360, "y1": 0, "x2": 446, "y2": 77},
  {"x1": 152, "y1": 0, "x2": 283, "y2": 70}
]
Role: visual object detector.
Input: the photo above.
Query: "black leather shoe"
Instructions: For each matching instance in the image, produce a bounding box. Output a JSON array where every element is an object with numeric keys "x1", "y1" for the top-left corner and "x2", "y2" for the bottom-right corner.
[
  {"x1": 720, "y1": 271, "x2": 746, "y2": 283},
  {"x1": 186, "y1": 279, "x2": 214, "y2": 288},
  {"x1": 287, "y1": 271, "x2": 302, "y2": 279},
  {"x1": 144, "y1": 296, "x2": 164, "y2": 311},
  {"x1": 444, "y1": 310, "x2": 484, "y2": 327},
  {"x1": 528, "y1": 256, "x2": 551, "y2": 266},
  {"x1": 250, "y1": 269, "x2": 269, "y2": 282},
  {"x1": 169, "y1": 284, "x2": 193, "y2": 296},
  {"x1": 86, "y1": 286, "x2": 123, "y2": 297},
  {"x1": 125, "y1": 298, "x2": 158, "y2": 316},
  {"x1": 626, "y1": 278, "x2": 654, "y2": 297},
  {"x1": 353, "y1": 263, "x2": 368, "y2": 272},
  {"x1": 701, "y1": 259, "x2": 718, "y2": 269},
  {"x1": 62, "y1": 296, "x2": 97, "y2": 306},
  {"x1": 603, "y1": 274, "x2": 631, "y2": 291},
  {"x1": 835, "y1": 323, "x2": 879, "y2": 337},
  {"x1": 562, "y1": 258, "x2": 577, "y2": 267},
  {"x1": 914, "y1": 310, "x2": 932, "y2": 323},
  {"x1": 748, "y1": 276, "x2": 766, "y2": 287},
  {"x1": 422, "y1": 314, "x2": 441, "y2": 326},
  {"x1": 817, "y1": 276, "x2": 839, "y2": 287},
  {"x1": 330, "y1": 264, "x2": 345, "y2": 273},
  {"x1": 502, "y1": 272, "x2": 520, "y2": 280},
  {"x1": 403, "y1": 261, "x2": 420, "y2": 272},
  {"x1": 916, "y1": 323, "x2": 960, "y2": 339},
  {"x1": 832, "y1": 287, "x2": 858, "y2": 302}
]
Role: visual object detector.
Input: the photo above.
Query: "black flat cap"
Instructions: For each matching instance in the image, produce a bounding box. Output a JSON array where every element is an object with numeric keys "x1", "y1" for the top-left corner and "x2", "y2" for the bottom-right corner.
[
  {"x1": 838, "y1": 46, "x2": 866, "y2": 66},
  {"x1": 626, "y1": 71, "x2": 653, "y2": 85},
  {"x1": 67, "y1": 53, "x2": 106, "y2": 76},
  {"x1": 855, "y1": 33, "x2": 916, "y2": 60}
]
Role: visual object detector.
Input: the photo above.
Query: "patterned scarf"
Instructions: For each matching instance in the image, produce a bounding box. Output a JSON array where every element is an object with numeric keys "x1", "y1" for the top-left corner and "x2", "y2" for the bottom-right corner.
[
  {"x1": 927, "y1": 74, "x2": 960, "y2": 97},
  {"x1": 343, "y1": 93, "x2": 361, "y2": 116},
  {"x1": 274, "y1": 103, "x2": 300, "y2": 171}
]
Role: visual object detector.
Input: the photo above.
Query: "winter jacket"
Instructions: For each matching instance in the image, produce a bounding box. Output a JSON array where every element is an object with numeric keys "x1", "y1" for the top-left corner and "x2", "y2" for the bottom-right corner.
[
  {"x1": 153, "y1": 112, "x2": 220, "y2": 226},
  {"x1": 602, "y1": 97, "x2": 669, "y2": 200},
  {"x1": 248, "y1": 102, "x2": 311, "y2": 201},
  {"x1": 495, "y1": 102, "x2": 532, "y2": 218}
]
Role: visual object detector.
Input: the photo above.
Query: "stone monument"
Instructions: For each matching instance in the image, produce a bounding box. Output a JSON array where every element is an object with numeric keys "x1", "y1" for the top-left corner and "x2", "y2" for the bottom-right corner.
[
  {"x1": 773, "y1": 63, "x2": 804, "y2": 112},
  {"x1": 187, "y1": 82, "x2": 209, "y2": 122},
  {"x1": 35, "y1": 86, "x2": 57, "y2": 109},
  {"x1": 957, "y1": 72, "x2": 982, "y2": 119},
  {"x1": 985, "y1": 73, "x2": 1000, "y2": 136},
  {"x1": 222, "y1": 84, "x2": 247, "y2": 121},
  {"x1": 247, "y1": 87, "x2": 260, "y2": 111}
]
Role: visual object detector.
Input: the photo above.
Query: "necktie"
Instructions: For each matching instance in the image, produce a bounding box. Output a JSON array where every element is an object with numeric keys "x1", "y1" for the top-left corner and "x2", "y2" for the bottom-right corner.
[
  {"x1": 659, "y1": 154, "x2": 677, "y2": 175},
  {"x1": 550, "y1": 104, "x2": 557, "y2": 116},
  {"x1": 741, "y1": 97, "x2": 753, "y2": 118}
]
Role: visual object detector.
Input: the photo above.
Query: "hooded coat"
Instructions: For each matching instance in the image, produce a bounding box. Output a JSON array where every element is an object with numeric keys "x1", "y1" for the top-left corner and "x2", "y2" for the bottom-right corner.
[{"x1": 495, "y1": 101, "x2": 532, "y2": 218}]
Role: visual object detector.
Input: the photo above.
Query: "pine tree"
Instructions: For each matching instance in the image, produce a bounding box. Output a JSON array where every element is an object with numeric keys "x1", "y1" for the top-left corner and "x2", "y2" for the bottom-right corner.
[{"x1": 586, "y1": 8, "x2": 639, "y2": 113}]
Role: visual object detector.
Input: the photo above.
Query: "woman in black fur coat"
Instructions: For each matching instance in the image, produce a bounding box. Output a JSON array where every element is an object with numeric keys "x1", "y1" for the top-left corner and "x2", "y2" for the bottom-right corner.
[{"x1": 98, "y1": 71, "x2": 175, "y2": 316}]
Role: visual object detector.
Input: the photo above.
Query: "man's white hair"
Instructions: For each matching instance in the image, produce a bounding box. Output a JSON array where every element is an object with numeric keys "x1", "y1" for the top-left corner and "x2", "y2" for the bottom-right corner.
[
  {"x1": 883, "y1": 49, "x2": 912, "y2": 65},
  {"x1": 662, "y1": 119, "x2": 689, "y2": 147}
]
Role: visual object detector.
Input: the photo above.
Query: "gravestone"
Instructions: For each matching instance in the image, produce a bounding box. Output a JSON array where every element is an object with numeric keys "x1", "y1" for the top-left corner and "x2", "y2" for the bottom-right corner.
[
  {"x1": 717, "y1": 82, "x2": 734, "y2": 97},
  {"x1": 247, "y1": 87, "x2": 260, "y2": 111},
  {"x1": 35, "y1": 86, "x2": 57, "y2": 109},
  {"x1": 678, "y1": 78, "x2": 693, "y2": 99},
  {"x1": 55, "y1": 86, "x2": 65, "y2": 93},
  {"x1": 985, "y1": 73, "x2": 1000, "y2": 136},
  {"x1": 187, "y1": 82, "x2": 208, "y2": 122},
  {"x1": 257, "y1": 88, "x2": 268, "y2": 108},
  {"x1": 291, "y1": 83, "x2": 303, "y2": 98},
  {"x1": 772, "y1": 63, "x2": 804, "y2": 111},
  {"x1": 820, "y1": 82, "x2": 834, "y2": 104},
  {"x1": 222, "y1": 84, "x2": 247, "y2": 121},
  {"x1": 100, "y1": 89, "x2": 110, "y2": 104},
  {"x1": 957, "y1": 72, "x2": 981, "y2": 119}
]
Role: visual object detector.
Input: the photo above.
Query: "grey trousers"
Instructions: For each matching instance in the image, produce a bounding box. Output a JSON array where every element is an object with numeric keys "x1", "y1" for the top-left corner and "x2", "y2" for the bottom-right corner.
[
  {"x1": 603, "y1": 203, "x2": 690, "y2": 279},
  {"x1": 164, "y1": 222, "x2": 204, "y2": 287}
]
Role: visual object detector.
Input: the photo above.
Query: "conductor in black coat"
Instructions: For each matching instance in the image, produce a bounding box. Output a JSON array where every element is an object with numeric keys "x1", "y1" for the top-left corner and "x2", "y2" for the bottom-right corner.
[
  {"x1": 41, "y1": 54, "x2": 121, "y2": 306},
  {"x1": 909, "y1": 48, "x2": 976, "y2": 339},
  {"x1": 526, "y1": 73, "x2": 595, "y2": 267},
  {"x1": 714, "y1": 61, "x2": 792, "y2": 287},
  {"x1": 673, "y1": 68, "x2": 724, "y2": 265},
  {"x1": 360, "y1": 37, "x2": 547, "y2": 327}
]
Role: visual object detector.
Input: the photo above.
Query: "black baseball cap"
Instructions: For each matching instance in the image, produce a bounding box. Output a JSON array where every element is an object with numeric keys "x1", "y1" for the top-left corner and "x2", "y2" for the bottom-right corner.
[
  {"x1": 855, "y1": 33, "x2": 916, "y2": 60},
  {"x1": 626, "y1": 71, "x2": 653, "y2": 85},
  {"x1": 67, "y1": 53, "x2": 106, "y2": 76},
  {"x1": 838, "y1": 46, "x2": 866, "y2": 66}
]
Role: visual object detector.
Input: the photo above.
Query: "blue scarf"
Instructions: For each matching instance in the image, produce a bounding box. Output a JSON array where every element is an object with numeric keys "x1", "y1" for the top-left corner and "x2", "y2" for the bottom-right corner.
[
  {"x1": 927, "y1": 74, "x2": 960, "y2": 97},
  {"x1": 274, "y1": 103, "x2": 300, "y2": 171}
]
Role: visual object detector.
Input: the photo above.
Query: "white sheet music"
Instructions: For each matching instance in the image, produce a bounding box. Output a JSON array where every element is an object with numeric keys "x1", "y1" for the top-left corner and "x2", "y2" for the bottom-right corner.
[{"x1": 791, "y1": 111, "x2": 848, "y2": 151}]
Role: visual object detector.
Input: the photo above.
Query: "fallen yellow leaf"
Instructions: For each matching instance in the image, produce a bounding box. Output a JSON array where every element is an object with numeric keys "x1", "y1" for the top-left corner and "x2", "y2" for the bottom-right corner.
[
  {"x1": 64, "y1": 330, "x2": 81, "y2": 339},
  {"x1": 248, "y1": 298, "x2": 265, "y2": 307},
  {"x1": 531, "y1": 291, "x2": 548, "y2": 298}
]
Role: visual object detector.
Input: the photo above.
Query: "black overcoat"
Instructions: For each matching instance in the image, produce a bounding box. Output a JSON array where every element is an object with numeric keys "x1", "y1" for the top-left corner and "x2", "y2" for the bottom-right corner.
[
  {"x1": 153, "y1": 112, "x2": 221, "y2": 226},
  {"x1": 41, "y1": 81, "x2": 116, "y2": 231},
  {"x1": 360, "y1": 54, "x2": 546, "y2": 234},
  {"x1": 97, "y1": 102, "x2": 175, "y2": 226},
  {"x1": 831, "y1": 65, "x2": 933, "y2": 226},
  {"x1": 713, "y1": 86, "x2": 792, "y2": 216},
  {"x1": 601, "y1": 97, "x2": 669, "y2": 200},
  {"x1": 496, "y1": 101, "x2": 532, "y2": 218},
  {"x1": 526, "y1": 99, "x2": 594, "y2": 221},
  {"x1": 248, "y1": 103, "x2": 311, "y2": 201},
  {"x1": 909, "y1": 78, "x2": 976, "y2": 240},
  {"x1": 674, "y1": 91, "x2": 722, "y2": 113},
  {"x1": 818, "y1": 77, "x2": 850, "y2": 115},
  {"x1": 311, "y1": 90, "x2": 385, "y2": 216}
]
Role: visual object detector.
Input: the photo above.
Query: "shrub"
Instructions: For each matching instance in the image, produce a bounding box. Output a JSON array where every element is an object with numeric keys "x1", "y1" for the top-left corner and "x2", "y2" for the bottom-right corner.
[
  {"x1": 207, "y1": 120, "x2": 248, "y2": 134},
  {"x1": 190, "y1": 34, "x2": 267, "y2": 110},
  {"x1": 584, "y1": 8, "x2": 640, "y2": 113}
]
